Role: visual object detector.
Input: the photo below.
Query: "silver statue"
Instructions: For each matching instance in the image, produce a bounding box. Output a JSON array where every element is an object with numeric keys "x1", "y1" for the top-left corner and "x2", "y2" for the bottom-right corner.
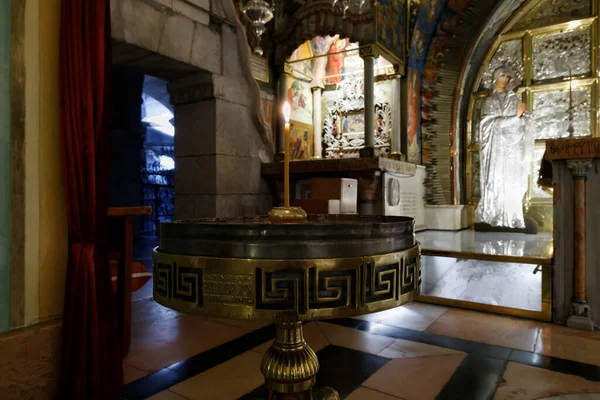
[{"x1": 475, "y1": 66, "x2": 534, "y2": 229}]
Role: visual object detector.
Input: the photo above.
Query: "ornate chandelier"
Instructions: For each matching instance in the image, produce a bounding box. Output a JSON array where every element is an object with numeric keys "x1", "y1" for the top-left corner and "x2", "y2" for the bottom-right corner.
[
  {"x1": 241, "y1": 0, "x2": 274, "y2": 56},
  {"x1": 331, "y1": 0, "x2": 369, "y2": 18}
]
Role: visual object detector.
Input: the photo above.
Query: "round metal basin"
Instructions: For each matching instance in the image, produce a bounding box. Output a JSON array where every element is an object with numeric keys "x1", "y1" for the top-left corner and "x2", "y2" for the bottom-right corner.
[
  {"x1": 153, "y1": 215, "x2": 420, "y2": 321},
  {"x1": 158, "y1": 214, "x2": 415, "y2": 259}
]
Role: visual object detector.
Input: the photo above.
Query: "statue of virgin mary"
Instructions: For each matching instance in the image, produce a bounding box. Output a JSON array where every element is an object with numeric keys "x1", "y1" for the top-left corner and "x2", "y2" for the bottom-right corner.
[{"x1": 475, "y1": 66, "x2": 536, "y2": 233}]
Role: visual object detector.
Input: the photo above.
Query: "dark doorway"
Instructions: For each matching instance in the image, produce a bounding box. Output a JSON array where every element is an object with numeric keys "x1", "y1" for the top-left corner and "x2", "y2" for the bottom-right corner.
[{"x1": 109, "y1": 66, "x2": 175, "y2": 302}]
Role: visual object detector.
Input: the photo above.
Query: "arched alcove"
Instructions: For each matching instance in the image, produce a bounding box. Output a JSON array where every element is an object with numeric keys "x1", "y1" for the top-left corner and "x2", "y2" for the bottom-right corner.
[{"x1": 457, "y1": 0, "x2": 597, "y2": 232}]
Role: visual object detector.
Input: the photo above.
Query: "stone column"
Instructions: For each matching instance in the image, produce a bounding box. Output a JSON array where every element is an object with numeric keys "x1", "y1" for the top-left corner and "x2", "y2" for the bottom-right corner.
[
  {"x1": 566, "y1": 158, "x2": 594, "y2": 330},
  {"x1": 358, "y1": 173, "x2": 381, "y2": 215},
  {"x1": 311, "y1": 82, "x2": 324, "y2": 158},
  {"x1": 276, "y1": 64, "x2": 293, "y2": 160},
  {"x1": 389, "y1": 74, "x2": 403, "y2": 160},
  {"x1": 168, "y1": 73, "x2": 271, "y2": 220},
  {"x1": 359, "y1": 45, "x2": 379, "y2": 158}
]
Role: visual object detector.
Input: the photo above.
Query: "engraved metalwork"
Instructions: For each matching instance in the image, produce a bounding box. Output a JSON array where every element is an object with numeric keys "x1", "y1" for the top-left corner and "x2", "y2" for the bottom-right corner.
[
  {"x1": 532, "y1": 26, "x2": 592, "y2": 82},
  {"x1": 532, "y1": 86, "x2": 592, "y2": 139},
  {"x1": 479, "y1": 39, "x2": 523, "y2": 92},
  {"x1": 402, "y1": 257, "x2": 418, "y2": 295},
  {"x1": 153, "y1": 215, "x2": 420, "y2": 399},
  {"x1": 309, "y1": 268, "x2": 359, "y2": 310},
  {"x1": 363, "y1": 262, "x2": 399, "y2": 304},
  {"x1": 153, "y1": 245, "x2": 420, "y2": 321},
  {"x1": 204, "y1": 274, "x2": 254, "y2": 306},
  {"x1": 154, "y1": 262, "x2": 172, "y2": 299},
  {"x1": 322, "y1": 76, "x2": 392, "y2": 158},
  {"x1": 154, "y1": 262, "x2": 203, "y2": 309},
  {"x1": 513, "y1": 0, "x2": 592, "y2": 31},
  {"x1": 173, "y1": 264, "x2": 202, "y2": 306},
  {"x1": 257, "y1": 270, "x2": 305, "y2": 313}
]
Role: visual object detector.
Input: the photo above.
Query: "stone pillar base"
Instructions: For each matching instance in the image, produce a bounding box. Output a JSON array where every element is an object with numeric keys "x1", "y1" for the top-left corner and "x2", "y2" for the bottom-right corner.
[
  {"x1": 567, "y1": 302, "x2": 594, "y2": 331},
  {"x1": 567, "y1": 315, "x2": 595, "y2": 331}
]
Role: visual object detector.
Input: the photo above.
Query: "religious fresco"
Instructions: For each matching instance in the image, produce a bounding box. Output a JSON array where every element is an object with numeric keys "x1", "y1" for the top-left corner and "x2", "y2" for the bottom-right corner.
[
  {"x1": 419, "y1": 0, "x2": 473, "y2": 203},
  {"x1": 289, "y1": 121, "x2": 314, "y2": 160},
  {"x1": 286, "y1": 77, "x2": 313, "y2": 125},
  {"x1": 406, "y1": 0, "x2": 449, "y2": 164},
  {"x1": 288, "y1": 36, "x2": 394, "y2": 87},
  {"x1": 375, "y1": 0, "x2": 407, "y2": 64}
]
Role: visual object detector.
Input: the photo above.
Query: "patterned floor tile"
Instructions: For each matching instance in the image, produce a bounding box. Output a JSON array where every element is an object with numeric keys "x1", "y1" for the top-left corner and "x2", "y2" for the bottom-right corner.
[
  {"x1": 378, "y1": 337, "x2": 464, "y2": 359},
  {"x1": 362, "y1": 354, "x2": 466, "y2": 400},
  {"x1": 425, "y1": 309, "x2": 541, "y2": 352},
  {"x1": 317, "y1": 321, "x2": 394, "y2": 355},
  {"x1": 170, "y1": 351, "x2": 264, "y2": 400},
  {"x1": 494, "y1": 362, "x2": 600, "y2": 400}
]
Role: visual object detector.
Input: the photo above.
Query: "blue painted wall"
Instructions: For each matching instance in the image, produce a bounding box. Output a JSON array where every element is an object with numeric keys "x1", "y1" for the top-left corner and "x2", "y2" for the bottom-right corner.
[{"x1": 0, "y1": 0, "x2": 12, "y2": 331}]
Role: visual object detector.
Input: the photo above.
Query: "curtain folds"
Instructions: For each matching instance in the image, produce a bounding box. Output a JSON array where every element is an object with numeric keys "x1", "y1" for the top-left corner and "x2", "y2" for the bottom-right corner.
[{"x1": 59, "y1": 0, "x2": 122, "y2": 398}]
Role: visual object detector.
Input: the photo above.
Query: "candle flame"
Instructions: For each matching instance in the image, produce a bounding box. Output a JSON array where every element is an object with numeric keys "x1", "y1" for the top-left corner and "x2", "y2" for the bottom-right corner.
[{"x1": 283, "y1": 102, "x2": 291, "y2": 124}]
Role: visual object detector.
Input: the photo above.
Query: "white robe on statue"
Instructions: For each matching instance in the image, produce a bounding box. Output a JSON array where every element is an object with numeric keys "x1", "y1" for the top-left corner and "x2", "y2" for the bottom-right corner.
[{"x1": 475, "y1": 88, "x2": 533, "y2": 229}]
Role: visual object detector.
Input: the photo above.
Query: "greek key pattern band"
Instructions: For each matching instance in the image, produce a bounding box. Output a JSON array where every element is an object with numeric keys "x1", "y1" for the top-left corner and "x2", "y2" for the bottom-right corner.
[{"x1": 153, "y1": 245, "x2": 420, "y2": 319}]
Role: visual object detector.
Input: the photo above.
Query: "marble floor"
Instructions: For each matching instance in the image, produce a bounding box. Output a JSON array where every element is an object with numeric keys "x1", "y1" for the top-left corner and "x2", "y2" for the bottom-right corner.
[{"x1": 121, "y1": 299, "x2": 600, "y2": 400}]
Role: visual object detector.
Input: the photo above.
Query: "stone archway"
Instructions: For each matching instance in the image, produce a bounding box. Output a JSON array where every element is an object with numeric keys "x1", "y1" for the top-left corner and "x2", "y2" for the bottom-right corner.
[{"x1": 110, "y1": 0, "x2": 275, "y2": 219}]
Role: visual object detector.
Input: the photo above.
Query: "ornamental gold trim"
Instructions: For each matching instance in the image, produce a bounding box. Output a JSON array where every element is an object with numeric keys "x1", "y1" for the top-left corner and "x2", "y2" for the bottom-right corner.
[{"x1": 152, "y1": 245, "x2": 421, "y2": 321}]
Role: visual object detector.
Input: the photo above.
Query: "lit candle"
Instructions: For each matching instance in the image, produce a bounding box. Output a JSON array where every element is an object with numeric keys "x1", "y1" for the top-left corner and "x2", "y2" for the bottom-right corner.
[{"x1": 283, "y1": 102, "x2": 291, "y2": 209}]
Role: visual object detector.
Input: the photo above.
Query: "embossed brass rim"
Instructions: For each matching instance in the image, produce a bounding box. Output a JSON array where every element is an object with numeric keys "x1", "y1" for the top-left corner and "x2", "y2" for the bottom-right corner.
[
  {"x1": 152, "y1": 244, "x2": 421, "y2": 321},
  {"x1": 158, "y1": 215, "x2": 415, "y2": 259}
]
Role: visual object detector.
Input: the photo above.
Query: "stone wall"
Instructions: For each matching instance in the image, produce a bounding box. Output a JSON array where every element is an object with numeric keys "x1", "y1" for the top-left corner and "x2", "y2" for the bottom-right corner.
[{"x1": 111, "y1": 0, "x2": 274, "y2": 219}]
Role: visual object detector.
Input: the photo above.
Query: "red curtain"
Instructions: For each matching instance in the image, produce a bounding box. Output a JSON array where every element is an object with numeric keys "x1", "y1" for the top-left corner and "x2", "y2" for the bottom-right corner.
[{"x1": 59, "y1": 0, "x2": 123, "y2": 398}]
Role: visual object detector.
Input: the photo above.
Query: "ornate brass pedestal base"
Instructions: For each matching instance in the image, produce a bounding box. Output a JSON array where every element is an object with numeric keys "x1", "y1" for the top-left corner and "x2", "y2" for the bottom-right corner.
[{"x1": 260, "y1": 313, "x2": 340, "y2": 400}]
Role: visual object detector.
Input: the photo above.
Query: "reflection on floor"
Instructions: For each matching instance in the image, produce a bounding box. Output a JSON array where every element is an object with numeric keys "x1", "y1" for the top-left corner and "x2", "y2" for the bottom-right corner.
[
  {"x1": 122, "y1": 299, "x2": 600, "y2": 400},
  {"x1": 416, "y1": 230, "x2": 554, "y2": 261},
  {"x1": 421, "y1": 257, "x2": 542, "y2": 311},
  {"x1": 417, "y1": 229, "x2": 553, "y2": 315}
]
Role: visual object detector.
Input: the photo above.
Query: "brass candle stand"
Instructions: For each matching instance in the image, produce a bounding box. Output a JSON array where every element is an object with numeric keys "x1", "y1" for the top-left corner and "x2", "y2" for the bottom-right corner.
[
  {"x1": 153, "y1": 215, "x2": 421, "y2": 399},
  {"x1": 151, "y1": 101, "x2": 419, "y2": 398}
]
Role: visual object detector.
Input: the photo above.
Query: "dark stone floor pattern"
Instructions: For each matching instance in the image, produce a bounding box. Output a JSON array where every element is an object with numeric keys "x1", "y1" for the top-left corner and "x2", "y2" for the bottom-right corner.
[{"x1": 121, "y1": 318, "x2": 600, "y2": 400}]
